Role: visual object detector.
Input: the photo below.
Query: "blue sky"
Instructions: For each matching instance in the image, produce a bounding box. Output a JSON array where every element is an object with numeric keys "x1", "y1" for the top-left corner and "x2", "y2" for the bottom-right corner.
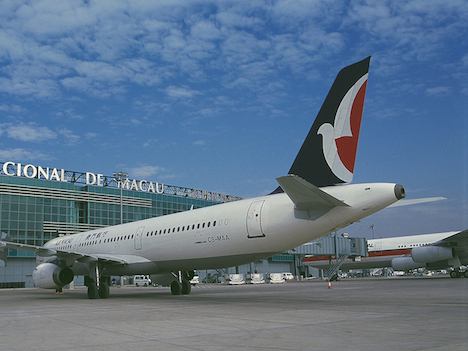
[{"x1": 0, "y1": 0, "x2": 467, "y2": 239}]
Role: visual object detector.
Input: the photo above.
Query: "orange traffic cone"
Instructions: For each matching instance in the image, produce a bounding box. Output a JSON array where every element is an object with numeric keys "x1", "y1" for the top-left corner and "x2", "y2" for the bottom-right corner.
[{"x1": 328, "y1": 281, "x2": 332, "y2": 289}]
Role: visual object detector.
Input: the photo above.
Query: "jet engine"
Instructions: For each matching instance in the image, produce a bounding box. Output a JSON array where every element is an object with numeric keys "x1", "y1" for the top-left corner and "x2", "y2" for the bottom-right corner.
[
  {"x1": 411, "y1": 246, "x2": 454, "y2": 263},
  {"x1": 32, "y1": 263, "x2": 74, "y2": 289},
  {"x1": 391, "y1": 257, "x2": 422, "y2": 271},
  {"x1": 391, "y1": 246, "x2": 455, "y2": 271}
]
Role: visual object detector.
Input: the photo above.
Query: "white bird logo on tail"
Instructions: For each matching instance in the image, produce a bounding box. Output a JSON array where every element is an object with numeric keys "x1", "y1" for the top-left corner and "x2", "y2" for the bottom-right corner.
[{"x1": 318, "y1": 73, "x2": 368, "y2": 183}]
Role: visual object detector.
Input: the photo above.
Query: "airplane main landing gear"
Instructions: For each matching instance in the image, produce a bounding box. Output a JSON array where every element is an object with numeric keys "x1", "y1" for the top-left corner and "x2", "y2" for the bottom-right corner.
[
  {"x1": 85, "y1": 263, "x2": 110, "y2": 299},
  {"x1": 87, "y1": 280, "x2": 99, "y2": 299},
  {"x1": 99, "y1": 280, "x2": 110, "y2": 298},
  {"x1": 171, "y1": 280, "x2": 182, "y2": 295},
  {"x1": 170, "y1": 271, "x2": 193, "y2": 295},
  {"x1": 182, "y1": 279, "x2": 191, "y2": 295},
  {"x1": 449, "y1": 269, "x2": 468, "y2": 278}
]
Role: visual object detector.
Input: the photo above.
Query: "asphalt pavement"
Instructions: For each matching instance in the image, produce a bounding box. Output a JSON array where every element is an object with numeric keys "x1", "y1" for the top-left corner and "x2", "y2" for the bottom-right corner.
[{"x1": 0, "y1": 276, "x2": 466, "y2": 351}]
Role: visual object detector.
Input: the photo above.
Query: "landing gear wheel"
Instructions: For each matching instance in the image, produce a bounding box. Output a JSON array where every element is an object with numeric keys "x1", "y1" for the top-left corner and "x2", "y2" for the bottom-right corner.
[
  {"x1": 182, "y1": 280, "x2": 191, "y2": 295},
  {"x1": 171, "y1": 280, "x2": 182, "y2": 295},
  {"x1": 464, "y1": 271, "x2": 468, "y2": 278},
  {"x1": 87, "y1": 282, "x2": 99, "y2": 299},
  {"x1": 450, "y1": 270, "x2": 460, "y2": 278},
  {"x1": 99, "y1": 281, "x2": 110, "y2": 299}
]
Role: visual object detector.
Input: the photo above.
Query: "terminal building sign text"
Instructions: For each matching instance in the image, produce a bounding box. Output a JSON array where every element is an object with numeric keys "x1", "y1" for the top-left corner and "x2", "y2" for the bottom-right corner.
[{"x1": 1, "y1": 161, "x2": 164, "y2": 194}]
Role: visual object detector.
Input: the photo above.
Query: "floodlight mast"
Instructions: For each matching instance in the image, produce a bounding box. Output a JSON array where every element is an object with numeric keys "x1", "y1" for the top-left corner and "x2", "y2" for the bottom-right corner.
[{"x1": 113, "y1": 171, "x2": 128, "y2": 225}]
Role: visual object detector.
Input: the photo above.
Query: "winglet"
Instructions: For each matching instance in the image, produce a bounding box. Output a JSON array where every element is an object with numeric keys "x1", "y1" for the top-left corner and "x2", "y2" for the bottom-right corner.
[{"x1": 276, "y1": 174, "x2": 349, "y2": 213}]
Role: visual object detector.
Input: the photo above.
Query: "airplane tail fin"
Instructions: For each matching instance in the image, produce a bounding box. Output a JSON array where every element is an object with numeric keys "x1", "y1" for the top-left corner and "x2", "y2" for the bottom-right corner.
[{"x1": 279, "y1": 57, "x2": 371, "y2": 190}]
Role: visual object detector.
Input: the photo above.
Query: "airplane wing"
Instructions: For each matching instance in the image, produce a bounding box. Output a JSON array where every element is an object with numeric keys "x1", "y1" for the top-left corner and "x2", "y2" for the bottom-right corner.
[
  {"x1": 0, "y1": 240, "x2": 58, "y2": 257},
  {"x1": 432, "y1": 229, "x2": 468, "y2": 265},
  {"x1": 0, "y1": 240, "x2": 150, "y2": 266}
]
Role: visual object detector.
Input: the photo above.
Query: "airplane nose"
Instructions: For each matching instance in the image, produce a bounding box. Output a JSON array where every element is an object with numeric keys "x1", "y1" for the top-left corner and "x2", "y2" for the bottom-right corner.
[{"x1": 394, "y1": 184, "x2": 406, "y2": 199}]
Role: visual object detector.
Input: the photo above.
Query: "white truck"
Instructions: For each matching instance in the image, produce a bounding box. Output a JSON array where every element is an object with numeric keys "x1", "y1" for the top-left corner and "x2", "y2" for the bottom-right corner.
[{"x1": 134, "y1": 275, "x2": 151, "y2": 287}]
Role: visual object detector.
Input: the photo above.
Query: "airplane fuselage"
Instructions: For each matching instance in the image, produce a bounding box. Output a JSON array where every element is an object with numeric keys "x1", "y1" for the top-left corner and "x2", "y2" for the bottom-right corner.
[{"x1": 42, "y1": 183, "x2": 401, "y2": 277}]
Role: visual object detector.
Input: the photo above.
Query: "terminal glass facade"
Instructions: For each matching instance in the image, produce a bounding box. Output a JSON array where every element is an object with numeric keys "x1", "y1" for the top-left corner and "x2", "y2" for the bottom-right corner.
[{"x1": 0, "y1": 174, "x2": 226, "y2": 259}]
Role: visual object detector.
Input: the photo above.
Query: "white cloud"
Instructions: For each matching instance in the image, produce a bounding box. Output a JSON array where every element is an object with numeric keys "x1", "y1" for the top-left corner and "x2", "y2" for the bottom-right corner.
[
  {"x1": 191, "y1": 20, "x2": 222, "y2": 41},
  {"x1": 165, "y1": 86, "x2": 202, "y2": 99},
  {"x1": 426, "y1": 86, "x2": 451, "y2": 96},
  {"x1": 193, "y1": 140, "x2": 206, "y2": 146},
  {"x1": 0, "y1": 104, "x2": 26, "y2": 113},
  {"x1": 6, "y1": 123, "x2": 56, "y2": 142},
  {"x1": 58, "y1": 128, "x2": 80, "y2": 145},
  {"x1": 130, "y1": 165, "x2": 165, "y2": 179},
  {"x1": 0, "y1": 148, "x2": 52, "y2": 161},
  {"x1": 343, "y1": 0, "x2": 468, "y2": 65},
  {"x1": 85, "y1": 132, "x2": 98, "y2": 139},
  {"x1": 0, "y1": 0, "x2": 466, "y2": 102}
]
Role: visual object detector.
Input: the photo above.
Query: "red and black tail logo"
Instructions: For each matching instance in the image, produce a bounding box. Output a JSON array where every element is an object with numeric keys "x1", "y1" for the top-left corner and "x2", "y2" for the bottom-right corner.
[
  {"x1": 286, "y1": 57, "x2": 370, "y2": 187},
  {"x1": 318, "y1": 73, "x2": 368, "y2": 183}
]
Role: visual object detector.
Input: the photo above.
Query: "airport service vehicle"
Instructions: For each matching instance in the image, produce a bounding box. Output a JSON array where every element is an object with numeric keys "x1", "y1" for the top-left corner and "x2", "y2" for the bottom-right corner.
[
  {"x1": 246, "y1": 273, "x2": 265, "y2": 284},
  {"x1": 302, "y1": 230, "x2": 468, "y2": 277},
  {"x1": 226, "y1": 274, "x2": 246, "y2": 285},
  {"x1": 282, "y1": 272, "x2": 294, "y2": 281},
  {"x1": 1, "y1": 57, "x2": 409, "y2": 299},
  {"x1": 134, "y1": 275, "x2": 151, "y2": 287},
  {"x1": 267, "y1": 273, "x2": 285, "y2": 284},
  {"x1": 189, "y1": 275, "x2": 199, "y2": 286}
]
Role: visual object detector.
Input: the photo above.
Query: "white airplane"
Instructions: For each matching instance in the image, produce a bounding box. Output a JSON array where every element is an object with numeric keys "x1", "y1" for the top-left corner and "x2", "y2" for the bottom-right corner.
[
  {"x1": 302, "y1": 229, "x2": 468, "y2": 277},
  {"x1": 0, "y1": 57, "x2": 408, "y2": 299}
]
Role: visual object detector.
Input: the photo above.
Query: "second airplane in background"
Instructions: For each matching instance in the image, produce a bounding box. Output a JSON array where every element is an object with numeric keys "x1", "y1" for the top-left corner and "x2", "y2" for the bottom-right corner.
[{"x1": 303, "y1": 229, "x2": 468, "y2": 277}]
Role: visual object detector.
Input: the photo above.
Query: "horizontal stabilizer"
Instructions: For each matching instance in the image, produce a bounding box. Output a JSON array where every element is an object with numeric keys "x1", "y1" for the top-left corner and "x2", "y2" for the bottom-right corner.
[
  {"x1": 276, "y1": 174, "x2": 349, "y2": 212},
  {"x1": 387, "y1": 197, "x2": 446, "y2": 208}
]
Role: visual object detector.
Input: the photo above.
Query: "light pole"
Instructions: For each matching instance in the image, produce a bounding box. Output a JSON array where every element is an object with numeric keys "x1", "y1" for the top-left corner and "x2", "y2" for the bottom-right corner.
[
  {"x1": 113, "y1": 171, "x2": 128, "y2": 225},
  {"x1": 370, "y1": 224, "x2": 375, "y2": 240},
  {"x1": 113, "y1": 171, "x2": 128, "y2": 288}
]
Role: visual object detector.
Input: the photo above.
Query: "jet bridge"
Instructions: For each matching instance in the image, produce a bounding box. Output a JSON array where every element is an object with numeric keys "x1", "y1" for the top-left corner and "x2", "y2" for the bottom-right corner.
[{"x1": 288, "y1": 233, "x2": 368, "y2": 279}]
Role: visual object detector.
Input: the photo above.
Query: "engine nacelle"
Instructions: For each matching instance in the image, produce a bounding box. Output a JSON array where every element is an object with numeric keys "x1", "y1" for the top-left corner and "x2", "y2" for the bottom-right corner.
[
  {"x1": 33, "y1": 263, "x2": 74, "y2": 289},
  {"x1": 391, "y1": 257, "x2": 423, "y2": 271},
  {"x1": 150, "y1": 273, "x2": 177, "y2": 287},
  {"x1": 411, "y1": 246, "x2": 454, "y2": 263}
]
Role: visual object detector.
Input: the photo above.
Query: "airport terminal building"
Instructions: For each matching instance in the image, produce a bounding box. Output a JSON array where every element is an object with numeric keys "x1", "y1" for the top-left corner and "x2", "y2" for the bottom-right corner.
[{"x1": 0, "y1": 161, "x2": 245, "y2": 287}]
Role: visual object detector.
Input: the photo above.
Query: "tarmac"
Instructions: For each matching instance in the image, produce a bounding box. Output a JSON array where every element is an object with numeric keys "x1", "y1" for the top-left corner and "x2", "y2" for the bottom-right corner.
[{"x1": 0, "y1": 276, "x2": 466, "y2": 351}]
